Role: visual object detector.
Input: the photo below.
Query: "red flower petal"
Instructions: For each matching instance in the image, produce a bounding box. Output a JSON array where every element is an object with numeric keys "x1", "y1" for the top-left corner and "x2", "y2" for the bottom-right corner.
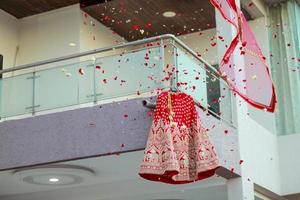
[{"x1": 133, "y1": 24, "x2": 139, "y2": 30}]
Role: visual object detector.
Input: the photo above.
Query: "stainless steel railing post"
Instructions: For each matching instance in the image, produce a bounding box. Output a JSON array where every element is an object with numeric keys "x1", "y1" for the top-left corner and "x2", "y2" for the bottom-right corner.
[{"x1": 171, "y1": 39, "x2": 178, "y2": 91}]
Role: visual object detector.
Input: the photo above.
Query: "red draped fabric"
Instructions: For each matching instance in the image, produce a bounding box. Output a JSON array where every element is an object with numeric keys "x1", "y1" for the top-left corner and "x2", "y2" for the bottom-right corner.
[{"x1": 210, "y1": 0, "x2": 276, "y2": 112}]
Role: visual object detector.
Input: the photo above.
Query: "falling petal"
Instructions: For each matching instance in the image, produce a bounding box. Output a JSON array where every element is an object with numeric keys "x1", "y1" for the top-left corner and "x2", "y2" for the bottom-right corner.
[
  {"x1": 133, "y1": 24, "x2": 139, "y2": 30},
  {"x1": 78, "y1": 68, "x2": 84, "y2": 75}
]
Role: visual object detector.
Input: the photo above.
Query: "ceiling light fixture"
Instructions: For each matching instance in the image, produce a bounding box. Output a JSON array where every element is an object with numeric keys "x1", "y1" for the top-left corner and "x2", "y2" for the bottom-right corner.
[
  {"x1": 163, "y1": 11, "x2": 176, "y2": 18},
  {"x1": 49, "y1": 178, "x2": 60, "y2": 183},
  {"x1": 13, "y1": 165, "x2": 95, "y2": 186}
]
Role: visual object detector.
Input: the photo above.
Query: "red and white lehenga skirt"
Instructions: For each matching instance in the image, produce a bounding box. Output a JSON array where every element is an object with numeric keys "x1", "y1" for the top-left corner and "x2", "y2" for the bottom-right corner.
[{"x1": 139, "y1": 91, "x2": 219, "y2": 184}]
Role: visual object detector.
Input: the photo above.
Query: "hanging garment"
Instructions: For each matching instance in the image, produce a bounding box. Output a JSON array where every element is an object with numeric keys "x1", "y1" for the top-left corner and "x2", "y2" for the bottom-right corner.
[
  {"x1": 139, "y1": 91, "x2": 219, "y2": 184},
  {"x1": 210, "y1": 0, "x2": 276, "y2": 112}
]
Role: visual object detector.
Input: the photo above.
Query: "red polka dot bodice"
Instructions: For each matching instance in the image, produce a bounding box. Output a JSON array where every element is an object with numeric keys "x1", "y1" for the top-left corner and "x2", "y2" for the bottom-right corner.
[{"x1": 154, "y1": 91, "x2": 198, "y2": 128}]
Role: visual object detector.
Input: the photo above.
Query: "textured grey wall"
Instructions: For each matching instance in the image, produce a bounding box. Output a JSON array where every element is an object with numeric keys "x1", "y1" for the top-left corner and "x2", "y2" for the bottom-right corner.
[
  {"x1": 0, "y1": 97, "x2": 240, "y2": 173},
  {"x1": 0, "y1": 97, "x2": 153, "y2": 171}
]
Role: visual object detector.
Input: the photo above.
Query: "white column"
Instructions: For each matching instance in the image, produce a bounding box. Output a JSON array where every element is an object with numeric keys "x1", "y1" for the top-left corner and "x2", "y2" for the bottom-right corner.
[{"x1": 215, "y1": 1, "x2": 255, "y2": 200}]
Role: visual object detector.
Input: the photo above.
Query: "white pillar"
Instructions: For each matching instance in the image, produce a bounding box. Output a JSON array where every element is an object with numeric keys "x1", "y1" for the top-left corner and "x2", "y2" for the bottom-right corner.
[
  {"x1": 215, "y1": 1, "x2": 255, "y2": 200},
  {"x1": 227, "y1": 177, "x2": 255, "y2": 200}
]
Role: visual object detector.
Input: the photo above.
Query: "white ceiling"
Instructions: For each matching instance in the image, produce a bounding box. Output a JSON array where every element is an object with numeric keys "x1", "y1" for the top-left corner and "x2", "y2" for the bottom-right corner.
[{"x1": 0, "y1": 151, "x2": 228, "y2": 200}]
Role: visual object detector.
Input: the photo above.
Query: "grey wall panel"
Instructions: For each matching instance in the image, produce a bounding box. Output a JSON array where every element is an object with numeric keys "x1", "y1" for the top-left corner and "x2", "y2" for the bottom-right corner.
[
  {"x1": 0, "y1": 97, "x2": 153, "y2": 171},
  {"x1": 0, "y1": 97, "x2": 240, "y2": 174}
]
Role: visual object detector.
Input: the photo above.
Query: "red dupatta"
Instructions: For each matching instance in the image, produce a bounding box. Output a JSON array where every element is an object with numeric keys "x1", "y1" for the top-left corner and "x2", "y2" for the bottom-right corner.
[{"x1": 210, "y1": 0, "x2": 276, "y2": 112}]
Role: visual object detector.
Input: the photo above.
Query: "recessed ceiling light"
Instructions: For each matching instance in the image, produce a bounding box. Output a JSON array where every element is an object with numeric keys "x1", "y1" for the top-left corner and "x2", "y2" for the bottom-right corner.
[
  {"x1": 49, "y1": 178, "x2": 59, "y2": 183},
  {"x1": 13, "y1": 165, "x2": 95, "y2": 186},
  {"x1": 163, "y1": 11, "x2": 176, "y2": 18},
  {"x1": 69, "y1": 42, "x2": 76, "y2": 47}
]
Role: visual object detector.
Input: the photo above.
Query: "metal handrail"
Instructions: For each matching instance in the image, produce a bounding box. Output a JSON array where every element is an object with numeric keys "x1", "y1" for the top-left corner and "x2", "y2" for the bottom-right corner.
[
  {"x1": 0, "y1": 34, "x2": 236, "y2": 127},
  {"x1": 0, "y1": 34, "x2": 220, "y2": 77}
]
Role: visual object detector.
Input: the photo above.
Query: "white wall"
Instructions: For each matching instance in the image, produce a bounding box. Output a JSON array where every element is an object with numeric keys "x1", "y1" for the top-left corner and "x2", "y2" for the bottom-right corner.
[
  {"x1": 215, "y1": 10, "x2": 282, "y2": 199},
  {"x1": 235, "y1": 18, "x2": 281, "y2": 194},
  {"x1": 178, "y1": 18, "x2": 276, "y2": 130},
  {"x1": 17, "y1": 5, "x2": 81, "y2": 66},
  {"x1": 178, "y1": 17, "x2": 272, "y2": 67},
  {"x1": 179, "y1": 17, "x2": 281, "y2": 196},
  {"x1": 0, "y1": 5, "x2": 128, "y2": 119},
  {"x1": 179, "y1": 28, "x2": 218, "y2": 65},
  {"x1": 1, "y1": 4, "x2": 126, "y2": 69},
  {"x1": 79, "y1": 11, "x2": 126, "y2": 53},
  {"x1": 239, "y1": 115, "x2": 282, "y2": 193},
  {"x1": 233, "y1": 16, "x2": 282, "y2": 195},
  {"x1": 0, "y1": 9, "x2": 19, "y2": 69},
  {"x1": 247, "y1": 17, "x2": 276, "y2": 134},
  {"x1": 234, "y1": 17, "x2": 281, "y2": 195},
  {"x1": 278, "y1": 134, "x2": 300, "y2": 195}
]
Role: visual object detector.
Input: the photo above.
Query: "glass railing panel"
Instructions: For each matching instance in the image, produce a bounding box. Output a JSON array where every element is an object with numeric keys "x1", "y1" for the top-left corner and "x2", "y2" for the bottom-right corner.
[
  {"x1": 0, "y1": 38, "x2": 234, "y2": 125},
  {"x1": 0, "y1": 46, "x2": 164, "y2": 120},
  {"x1": 176, "y1": 48, "x2": 208, "y2": 107},
  {"x1": 176, "y1": 47, "x2": 234, "y2": 126},
  {"x1": 219, "y1": 81, "x2": 235, "y2": 125},
  {"x1": 34, "y1": 60, "x2": 94, "y2": 112},
  {"x1": 94, "y1": 47, "x2": 164, "y2": 100},
  {"x1": 0, "y1": 73, "x2": 34, "y2": 118}
]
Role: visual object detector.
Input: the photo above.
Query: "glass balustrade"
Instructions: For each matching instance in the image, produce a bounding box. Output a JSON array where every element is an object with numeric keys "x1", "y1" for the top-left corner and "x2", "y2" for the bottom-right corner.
[
  {"x1": 94, "y1": 47, "x2": 164, "y2": 101},
  {"x1": 0, "y1": 39, "x2": 235, "y2": 127},
  {"x1": 34, "y1": 60, "x2": 95, "y2": 112},
  {"x1": 175, "y1": 46, "x2": 235, "y2": 126},
  {"x1": 0, "y1": 46, "x2": 164, "y2": 119},
  {"x1": 0, "y1": 73, "x2": 34, "y2": 118}
]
